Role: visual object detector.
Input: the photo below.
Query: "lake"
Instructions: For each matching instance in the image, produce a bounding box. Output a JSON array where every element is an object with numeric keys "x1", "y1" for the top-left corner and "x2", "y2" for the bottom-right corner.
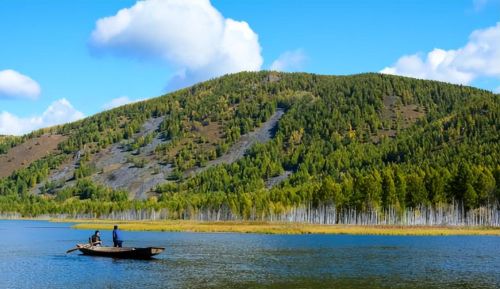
[{"x1": 0, "y1": 220, "x2": 499, "y2": 289}]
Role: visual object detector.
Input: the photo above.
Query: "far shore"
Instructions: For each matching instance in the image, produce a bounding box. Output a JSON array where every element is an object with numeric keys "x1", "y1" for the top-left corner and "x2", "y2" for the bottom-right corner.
[{"x1": 41, "y1": 219, "x2": 500, "y2": 236}]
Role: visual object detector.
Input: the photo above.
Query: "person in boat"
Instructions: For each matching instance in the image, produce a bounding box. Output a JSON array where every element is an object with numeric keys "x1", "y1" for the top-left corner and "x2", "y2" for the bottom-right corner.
[
  {"x1": 90, "y1": 230, "x2": 102, "y2": 246},
  {"x1": 112, "y1": 225, "x2": 123, "y2": 247}
]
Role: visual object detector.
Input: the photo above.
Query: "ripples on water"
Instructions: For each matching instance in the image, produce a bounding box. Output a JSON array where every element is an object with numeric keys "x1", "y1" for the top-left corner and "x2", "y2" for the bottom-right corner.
[{"x1": 0, "y1": 220, "x2": 499, "y2": 289}]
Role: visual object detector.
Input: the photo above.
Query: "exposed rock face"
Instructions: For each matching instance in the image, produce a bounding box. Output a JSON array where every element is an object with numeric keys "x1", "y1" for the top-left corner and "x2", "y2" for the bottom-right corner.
[
  {"x1": 186, "y1": 108, "x2": 284, "y2": 176},
  {"x1": 91, "y1": 116, "x2": 169, "y2": 199},
  {"x1": 33, "y1": 109, "x2": 285, "y2": 199}
]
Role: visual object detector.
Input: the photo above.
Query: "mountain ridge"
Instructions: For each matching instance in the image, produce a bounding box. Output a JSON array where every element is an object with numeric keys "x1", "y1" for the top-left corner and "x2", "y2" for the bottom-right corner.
[{"x1": 0, "y1": 71, "x2": 498, "y2": 225}]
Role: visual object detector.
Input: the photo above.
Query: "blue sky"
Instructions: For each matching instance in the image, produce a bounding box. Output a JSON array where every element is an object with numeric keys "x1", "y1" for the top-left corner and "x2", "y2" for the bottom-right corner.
[{"x1": 0, "y1": 0, "x2": 499, "y2": 135}]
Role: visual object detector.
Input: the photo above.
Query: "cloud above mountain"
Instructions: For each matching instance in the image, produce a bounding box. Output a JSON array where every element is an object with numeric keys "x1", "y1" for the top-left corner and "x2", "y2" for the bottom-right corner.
[
  {"x1": 381, "y1": 22, "x2": 500, "y2": 86},
  {"x1": 102, "y1": 96, "x2": 133, "y2": 110},
  {"x1": 0, "y1": 69, "x2": 41, "y2": 100},
  {"x1": 0, "y1": 98, "x2": 84, "y2": 135},
  {"x1": 102, "y1": 96, "x2": 148, "y2": 110},
  {"x1": 270, "y1": 49, "x2": 307, "y2": 72},
  {"x1": 90, "y1": 0, "x2": 263, "y2": 90}
]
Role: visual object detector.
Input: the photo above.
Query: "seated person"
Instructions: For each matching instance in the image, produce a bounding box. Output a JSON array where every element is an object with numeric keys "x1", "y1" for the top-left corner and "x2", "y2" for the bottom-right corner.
[{"x1": 90, "y1": 230, "x2": 102, "y2": 246}]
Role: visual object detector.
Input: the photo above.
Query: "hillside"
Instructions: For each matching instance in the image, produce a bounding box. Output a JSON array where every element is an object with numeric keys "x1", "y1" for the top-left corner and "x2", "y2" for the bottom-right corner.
[{"x1": 0, "y1": 72, "x2": 499, "y2": 224}]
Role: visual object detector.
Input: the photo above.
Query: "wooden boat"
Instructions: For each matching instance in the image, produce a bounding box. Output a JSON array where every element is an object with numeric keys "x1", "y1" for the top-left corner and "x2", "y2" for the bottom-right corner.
[{"x1": 76, "y1": 244, "x2": 165, "y2": 259}]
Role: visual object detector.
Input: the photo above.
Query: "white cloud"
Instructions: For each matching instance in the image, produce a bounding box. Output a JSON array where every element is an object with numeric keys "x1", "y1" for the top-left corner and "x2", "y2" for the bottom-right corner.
[
  {"x1": 381, "y1": 22, "x2": 500, "y2": 85},
  {"x1": 0, "y1": 69, "x2": 41, "y2": 100},
  {"x1": 270, "y1": 49, "x2": 307, "y2": 72},
  {"x1": 0, "y1": 98, "x2": 84, "y2": 135},
  {"x1": 495, "y1": 86, "x2": 500, "y2": 93},
  {"x1": 473, "y1": 0, "x2": 489, "y2": 11},
  {"x1": 102, "y1": 96, "x2": 133, "y2": 110},
  {"x1": 102, "y1": 96, "x2": 149, "y2": 110},
  {"x1": 472, "y1": 0, "x2": 500, "y2": 11},
  {"x1": 90, "y1": 0, "x2": 263, "y2": 89}
]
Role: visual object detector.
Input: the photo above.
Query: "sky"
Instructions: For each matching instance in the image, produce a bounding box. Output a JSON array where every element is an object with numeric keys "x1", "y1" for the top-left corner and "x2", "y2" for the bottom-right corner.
[{"x1": 0, "y1": 0, "x2": 499, "y2": 135}]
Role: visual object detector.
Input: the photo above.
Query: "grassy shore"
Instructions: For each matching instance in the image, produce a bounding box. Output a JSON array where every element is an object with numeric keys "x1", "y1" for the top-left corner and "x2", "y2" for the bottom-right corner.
[{"x1": 51, "y1": 219, "x2": 500, "y2": 236}]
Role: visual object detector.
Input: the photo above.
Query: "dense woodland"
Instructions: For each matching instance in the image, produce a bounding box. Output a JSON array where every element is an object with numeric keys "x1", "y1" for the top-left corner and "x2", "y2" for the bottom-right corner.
[{"x1": 0, "y1": 72, "x2": 499, "y2": 224}]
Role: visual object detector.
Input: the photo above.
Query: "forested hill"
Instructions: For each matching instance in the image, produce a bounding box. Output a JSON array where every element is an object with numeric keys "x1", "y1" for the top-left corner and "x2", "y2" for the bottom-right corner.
[{"x1": 0, "y1": 72, "x2": 499, "y2": 221}]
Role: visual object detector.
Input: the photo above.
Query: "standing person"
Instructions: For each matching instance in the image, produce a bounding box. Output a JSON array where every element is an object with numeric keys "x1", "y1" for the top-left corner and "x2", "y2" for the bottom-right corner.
[{"x1": 112, "y1": 225, "x2": 123, "y2": 247}]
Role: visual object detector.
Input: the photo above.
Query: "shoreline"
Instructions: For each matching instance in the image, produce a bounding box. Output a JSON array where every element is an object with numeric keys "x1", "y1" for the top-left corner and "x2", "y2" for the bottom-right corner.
[{"x1": 44, "y1": 219, "x2": 500, "y2": 236}]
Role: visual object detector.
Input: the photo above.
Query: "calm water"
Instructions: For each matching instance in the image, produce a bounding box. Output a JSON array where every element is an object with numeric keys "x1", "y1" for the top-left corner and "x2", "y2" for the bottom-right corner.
[{"x1": 0, "y1": 220, "x2": 499, "y2": 289}]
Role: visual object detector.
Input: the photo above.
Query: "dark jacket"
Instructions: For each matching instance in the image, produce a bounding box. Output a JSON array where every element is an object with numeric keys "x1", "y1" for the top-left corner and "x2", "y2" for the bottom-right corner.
[{"x1": 91, "y1": 234, "x2": 101, "y2": 244}]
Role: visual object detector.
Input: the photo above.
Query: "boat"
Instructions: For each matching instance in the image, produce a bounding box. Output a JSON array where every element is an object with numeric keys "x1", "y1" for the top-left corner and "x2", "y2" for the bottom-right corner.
[{"x1": 75, "y1": 244, "x2": 165, "y2": 259}]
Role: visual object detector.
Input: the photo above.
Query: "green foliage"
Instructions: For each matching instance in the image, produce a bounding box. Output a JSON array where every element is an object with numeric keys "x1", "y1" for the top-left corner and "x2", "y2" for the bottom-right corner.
[
  {"x1": 0, "y1": 72, "x2": 499, "y2": 217},
  {"x1": 127, "y1": 132, "x2": 155, "y2": 151},
  {"x1": 0, "y1": 135, "x2": 23, "y2": 154},
  {"x1": 57, "y1": 179, "x2": 129, "y2": 202},
  {"x1": 74, "y1": 162, "x2": 94, "y2": 179},
  {"x1": 0, "y1": 154, "x2": 66, "y2": 197},
  {"x1": 126, "y1": 156, "x2": 147, "y2": 168},
  {"x1": 157, "y1": 72, "x2": 499, "y2": 214}
]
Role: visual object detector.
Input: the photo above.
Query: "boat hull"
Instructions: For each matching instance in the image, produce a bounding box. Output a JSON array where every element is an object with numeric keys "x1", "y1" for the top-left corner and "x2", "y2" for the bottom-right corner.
[{"x1": 77, "y1": 245, "x2": 164, "y2": 259}]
